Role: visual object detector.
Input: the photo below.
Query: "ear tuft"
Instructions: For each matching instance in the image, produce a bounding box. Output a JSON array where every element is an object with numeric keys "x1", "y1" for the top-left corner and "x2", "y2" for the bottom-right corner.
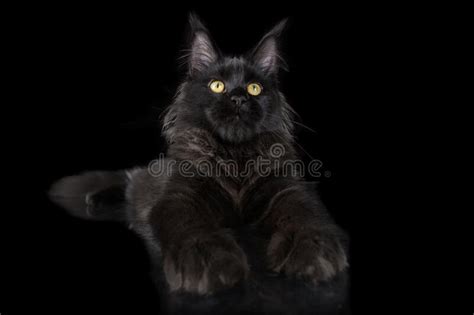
[
  {"x1": 188, "y1": 12, "x2": 207, "y2": 32},
  {"x1": 187, "y1": 13, "x2": 218, "y2": 75}
]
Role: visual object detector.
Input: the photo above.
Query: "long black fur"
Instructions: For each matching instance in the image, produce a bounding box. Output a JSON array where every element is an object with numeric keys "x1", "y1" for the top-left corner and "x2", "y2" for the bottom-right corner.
[{"x1": 49, "y1": 14, "x2": 350, "y2": 314}]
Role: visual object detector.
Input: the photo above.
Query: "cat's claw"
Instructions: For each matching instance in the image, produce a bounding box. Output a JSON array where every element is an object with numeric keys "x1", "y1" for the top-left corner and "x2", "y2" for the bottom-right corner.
[
  {"x1": 163, "y1": 232, "x2": 249, "y2": 295},
  {"x1": 267, "y1": 228, "x2": 348, "y2": 283}
]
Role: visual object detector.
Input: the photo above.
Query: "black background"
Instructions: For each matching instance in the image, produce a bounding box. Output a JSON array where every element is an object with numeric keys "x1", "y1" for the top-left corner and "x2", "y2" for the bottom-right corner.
[{"x1": 2, "y1": 3, "x2": 414, "y2": 314}]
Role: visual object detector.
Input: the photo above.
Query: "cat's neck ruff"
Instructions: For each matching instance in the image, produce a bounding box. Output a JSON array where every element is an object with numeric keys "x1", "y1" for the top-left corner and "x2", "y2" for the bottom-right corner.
[{"x1": 167, "y1": 127, "x2": 296, "y2": 163}]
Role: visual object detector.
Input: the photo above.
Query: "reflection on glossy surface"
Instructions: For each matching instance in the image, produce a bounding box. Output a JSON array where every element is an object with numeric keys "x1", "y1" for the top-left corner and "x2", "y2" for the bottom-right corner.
[{"x1": 152, "y1": 227, "x2": 350, "y2": 314}]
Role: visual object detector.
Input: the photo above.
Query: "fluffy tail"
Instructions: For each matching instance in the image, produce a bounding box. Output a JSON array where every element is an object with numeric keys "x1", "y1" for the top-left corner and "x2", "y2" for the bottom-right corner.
[{"x1": 49, "y1": 170, "x2": 129, "y2": 221}]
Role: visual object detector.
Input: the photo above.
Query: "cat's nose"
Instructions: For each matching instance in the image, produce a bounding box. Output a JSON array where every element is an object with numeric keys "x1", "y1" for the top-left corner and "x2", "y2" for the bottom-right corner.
[{"x1": 230, "y1": 95, "x2": 248, "y2": 106}]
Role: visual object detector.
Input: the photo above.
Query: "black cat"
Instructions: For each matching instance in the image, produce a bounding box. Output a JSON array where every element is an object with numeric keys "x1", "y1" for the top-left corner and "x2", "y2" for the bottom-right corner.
[{"x1": 49, "y1": 14, "x2": 348, "y2": 296}]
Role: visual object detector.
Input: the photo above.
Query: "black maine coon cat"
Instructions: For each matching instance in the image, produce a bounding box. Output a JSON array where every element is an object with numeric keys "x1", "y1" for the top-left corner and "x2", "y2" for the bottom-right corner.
[{"x1": 49, "y1": 15, "x2": 348, "y2": 298}]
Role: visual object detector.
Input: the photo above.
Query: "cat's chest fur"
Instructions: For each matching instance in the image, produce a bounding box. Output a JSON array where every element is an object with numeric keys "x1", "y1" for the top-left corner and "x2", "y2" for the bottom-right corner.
[{"x1": 167, "y1": 128, "x2": 294, "y2": 211}]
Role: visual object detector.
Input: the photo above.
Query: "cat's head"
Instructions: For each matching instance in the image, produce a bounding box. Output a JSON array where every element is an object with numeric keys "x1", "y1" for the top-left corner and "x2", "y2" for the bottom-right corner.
[{"x1": 163, "y1": 14, "x2": 294, "y2": 144}]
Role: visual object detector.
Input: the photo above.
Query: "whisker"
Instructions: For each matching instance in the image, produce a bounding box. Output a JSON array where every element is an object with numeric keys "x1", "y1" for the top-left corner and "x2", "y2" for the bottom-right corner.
[
  {"x1": 269, "y1": 130, "x2": 317, "y2": 161},
  {"x1": 291, "y1": 121, "x2": 317, "y2": 133},
  {"x1": 265, "y1": 112, "x2": 317, "y2": 134}
]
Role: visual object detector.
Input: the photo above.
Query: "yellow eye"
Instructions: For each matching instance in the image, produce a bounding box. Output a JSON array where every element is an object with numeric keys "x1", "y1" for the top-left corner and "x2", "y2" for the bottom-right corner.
[
  {"x1": 209, "y1": 80, "x2": 225, "y2": 93},
  {"x1": 247, "y1": 83, "x2": 262, "y2": 96}
]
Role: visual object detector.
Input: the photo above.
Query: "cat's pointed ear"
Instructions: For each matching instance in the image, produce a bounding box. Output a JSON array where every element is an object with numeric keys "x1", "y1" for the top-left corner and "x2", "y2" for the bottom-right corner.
[
  {"x1": 250, "y1": 19, "x2": 288, "y2": 75},
  {"x1": 186, "y1": 13, "x2": 219, "y2": 75}
]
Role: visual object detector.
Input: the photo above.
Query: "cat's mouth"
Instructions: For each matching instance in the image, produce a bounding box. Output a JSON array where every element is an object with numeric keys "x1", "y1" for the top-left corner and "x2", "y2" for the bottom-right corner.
[
  {"x1": 233, "y1": 106, "x2": 254, "y2": 122},
  {"x1": 231, "y1": 112, "x2": 252, "y2": 125},
  {"x1": 205, "y1": 107, "x2": 258, "y2": 142},
  {"x1": 232, "y1": 107, "x2": 243, "y2": 120},
  {"x1": 222, "y1": 110, "x2": 250, "y2": 124}
]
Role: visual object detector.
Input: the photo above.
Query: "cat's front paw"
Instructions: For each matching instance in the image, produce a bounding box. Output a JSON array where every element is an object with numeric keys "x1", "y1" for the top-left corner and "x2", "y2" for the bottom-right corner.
[
  {"x1": 163, "y1": 231, "x2": 249, "y2": 295},
  {"x1": 267, "y1": 228, "x2": 348, "y2": 283}
]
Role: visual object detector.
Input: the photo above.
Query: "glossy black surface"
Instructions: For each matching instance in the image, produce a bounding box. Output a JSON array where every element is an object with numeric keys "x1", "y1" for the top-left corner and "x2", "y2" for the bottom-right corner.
[
  {"x1": 157, "y1": 227, "x2": 350, "y2": 314},
  {"x1": 2, "y1": 4, "x2": 404, "y2": 314}
]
